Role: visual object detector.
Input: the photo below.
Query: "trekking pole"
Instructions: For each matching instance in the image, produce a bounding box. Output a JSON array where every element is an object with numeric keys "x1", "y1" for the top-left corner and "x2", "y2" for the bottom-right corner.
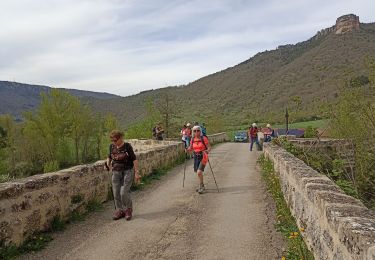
[
  {"x1": 207, "y1": 159, "x2": 220, "y2": 193},
  {"x1": 183, "y1": 152, "x2": 187, "y2": 188},
  {"x1": 105, "y1": 162, "x2": 116, "y2": 210}
]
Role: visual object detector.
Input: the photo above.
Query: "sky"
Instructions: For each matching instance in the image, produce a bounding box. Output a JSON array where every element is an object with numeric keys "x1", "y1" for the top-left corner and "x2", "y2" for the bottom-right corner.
[{"x1": 0, "y1": 0, "x2": 374, "y2": 96}]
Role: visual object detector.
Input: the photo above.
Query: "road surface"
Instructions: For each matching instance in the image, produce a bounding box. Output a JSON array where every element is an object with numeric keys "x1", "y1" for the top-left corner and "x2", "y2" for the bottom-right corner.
[{"x1": 21, "y1": 143, "x2": 284, "y2": 260}]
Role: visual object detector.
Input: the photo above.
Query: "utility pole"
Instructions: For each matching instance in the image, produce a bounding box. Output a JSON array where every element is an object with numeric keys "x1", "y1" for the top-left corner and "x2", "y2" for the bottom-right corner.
[
  {"x1": 285, "y1": 107, "x2": 289, "y2": 136},
  {"x1": 165, "y1": 93, "x2": 169, "y2": 138}
]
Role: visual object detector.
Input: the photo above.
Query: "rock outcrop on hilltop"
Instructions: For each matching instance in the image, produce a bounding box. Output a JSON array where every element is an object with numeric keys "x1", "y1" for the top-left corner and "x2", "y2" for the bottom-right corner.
[
  {"x1": 335, "y1": 14, "x2": 360, "y2": 34},
  {"x1": 316, "y1": 14, "x2": 361, "y2": 37}
]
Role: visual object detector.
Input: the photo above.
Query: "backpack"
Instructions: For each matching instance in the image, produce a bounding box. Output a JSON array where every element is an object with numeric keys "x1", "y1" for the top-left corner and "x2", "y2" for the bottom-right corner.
[
  {"x1": 200, "y1": 125, "x2": 207, "y2": 136},
  {"x1": 110, "y1": 142, "x2": 131, "y2": 162}
]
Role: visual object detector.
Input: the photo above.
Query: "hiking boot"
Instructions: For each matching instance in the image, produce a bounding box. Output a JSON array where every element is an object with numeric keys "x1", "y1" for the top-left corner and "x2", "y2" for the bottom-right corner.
[
  {"x1": 124, "y1": 208, "x2": 133, "y2": 221},
  {"x1": 197, "y1": 184, "x2": 205, "y2": 194},
  {"x1": 112, "y1": 210, "x2": 125, "y2": 220}
]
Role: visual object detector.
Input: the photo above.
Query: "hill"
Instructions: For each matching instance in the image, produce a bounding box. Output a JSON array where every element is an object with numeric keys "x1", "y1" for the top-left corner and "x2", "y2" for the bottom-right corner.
[
  {"x1": 0, "y1": 81, "x2": 119, "y2": 120},
  {"x1": 86, "y1": 16, "x2": 375, "y2": 127}
]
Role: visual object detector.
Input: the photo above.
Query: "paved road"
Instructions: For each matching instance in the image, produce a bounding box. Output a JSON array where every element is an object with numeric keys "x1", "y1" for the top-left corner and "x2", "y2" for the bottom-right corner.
[{"x1": 21, "y1": 143, "x2": 284, "y2": 260}]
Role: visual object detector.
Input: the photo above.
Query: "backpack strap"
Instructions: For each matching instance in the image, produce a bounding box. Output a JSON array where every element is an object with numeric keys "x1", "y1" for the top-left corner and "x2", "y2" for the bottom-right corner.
[{"x1": 200, "y1": 136, "x2": 208, "y2": 151}]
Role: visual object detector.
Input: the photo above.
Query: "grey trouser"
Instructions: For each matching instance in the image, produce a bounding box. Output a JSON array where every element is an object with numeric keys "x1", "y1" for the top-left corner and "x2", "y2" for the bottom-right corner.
[{"x1": 112, "y1": 169, "x2": 134, "y2": 210}]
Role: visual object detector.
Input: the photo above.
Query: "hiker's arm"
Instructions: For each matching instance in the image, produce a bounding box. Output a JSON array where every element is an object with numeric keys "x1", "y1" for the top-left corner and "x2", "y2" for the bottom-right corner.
[
  {"x1": 205, "y1": 137, "x2": 211, "y2": 153},
  {"x1": 127, "y1": 144, "x2": 141, "y2": 181},
  {"x1": 105, "y1": 145, "x2": 112, "y2": 171}
]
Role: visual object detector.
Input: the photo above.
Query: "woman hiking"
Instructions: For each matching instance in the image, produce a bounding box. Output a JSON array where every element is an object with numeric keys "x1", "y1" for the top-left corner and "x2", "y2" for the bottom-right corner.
[
  {"x1": 106, "y1": 130, "x2": 141, "y2": 220},
  {"x1": 249, "y1": 123, "x2": 260, "y2": 151},
  {"x1": 188, "y1": 125, "x2": 211, "y2": 194}
]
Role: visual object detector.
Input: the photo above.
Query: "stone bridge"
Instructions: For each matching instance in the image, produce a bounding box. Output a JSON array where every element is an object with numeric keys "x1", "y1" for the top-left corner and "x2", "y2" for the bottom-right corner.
[{"x1": 1, "y1": 133, "x2": 375, "y2": 260}]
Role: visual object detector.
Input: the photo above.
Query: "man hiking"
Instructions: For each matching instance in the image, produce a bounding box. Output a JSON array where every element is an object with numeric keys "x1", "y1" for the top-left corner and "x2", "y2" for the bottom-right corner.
[
  {"x1": 249, "y1": 123, "x2": 260, "y2": 151},
  {"x1": 188, "y1": 125, "x2": 211, "y2": 194},
  {"x1": 155, "y1": 122, "x2": 165, "y2": 140},
  {"x1": 106, "y1": 130, "x2": 141, "y2": 220}
]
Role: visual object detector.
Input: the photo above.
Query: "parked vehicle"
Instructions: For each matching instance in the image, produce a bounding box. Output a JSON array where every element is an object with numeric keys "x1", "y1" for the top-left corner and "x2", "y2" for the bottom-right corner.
[{"x1": 234, "y1": 131, "x2": 248, "y2": 142}]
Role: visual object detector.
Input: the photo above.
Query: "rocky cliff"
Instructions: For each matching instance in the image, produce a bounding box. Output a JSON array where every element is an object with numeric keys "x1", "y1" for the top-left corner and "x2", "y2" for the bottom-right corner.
[{"x1": 335, "y1": 14, "x2": 360, "y2": 34}]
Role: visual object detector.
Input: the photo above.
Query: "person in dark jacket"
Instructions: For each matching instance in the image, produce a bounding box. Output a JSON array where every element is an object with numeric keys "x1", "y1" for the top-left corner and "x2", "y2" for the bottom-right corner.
[{"x1": 106, "y1": 130, "x2": 141, "y2": 221}]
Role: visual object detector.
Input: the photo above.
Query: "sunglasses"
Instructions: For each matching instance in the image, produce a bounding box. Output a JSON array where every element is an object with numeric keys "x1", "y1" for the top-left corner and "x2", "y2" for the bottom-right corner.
[
  {"x1": 111, "y1": 138, "x2": 119, "y2": 142},
  {"x1": 193, "y1": 130, "x2": 201, "y2": 132}
]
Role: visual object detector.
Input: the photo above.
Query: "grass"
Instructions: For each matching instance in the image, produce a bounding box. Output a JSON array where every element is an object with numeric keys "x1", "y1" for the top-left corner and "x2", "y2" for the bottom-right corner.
[
  {"x1": 273, "y1": 119, "x2": 328, "y2": 129},
  {"x1": 258, "y1": 155, "x2": 314, "y2": 260}
]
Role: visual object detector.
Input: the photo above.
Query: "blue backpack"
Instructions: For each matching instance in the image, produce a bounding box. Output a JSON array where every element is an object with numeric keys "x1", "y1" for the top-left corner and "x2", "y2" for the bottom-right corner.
[{"x1": 200, "y1": 125, "x2": 207, "y2": 136}]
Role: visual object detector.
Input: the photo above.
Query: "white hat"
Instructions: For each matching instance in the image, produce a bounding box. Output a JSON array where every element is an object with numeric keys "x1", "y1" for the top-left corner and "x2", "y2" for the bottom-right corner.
[
  {"x1": 186, "y1": 123, "x2": 191, "y2": 127},
  {"x1": 266, "y1": 124, "x2": 271, "y2": 128},
  {"x1": 192, "y1": 125, "x2": 201, "y2": 131},
  {"x1": 252, "y1": 123, "x2": 257, "y2": 127}
]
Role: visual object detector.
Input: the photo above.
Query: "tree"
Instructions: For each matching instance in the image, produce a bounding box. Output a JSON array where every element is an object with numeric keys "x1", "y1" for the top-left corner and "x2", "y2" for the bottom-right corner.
[{"x1": 156, "y1": 92, "x2": 176, "y2": 138}]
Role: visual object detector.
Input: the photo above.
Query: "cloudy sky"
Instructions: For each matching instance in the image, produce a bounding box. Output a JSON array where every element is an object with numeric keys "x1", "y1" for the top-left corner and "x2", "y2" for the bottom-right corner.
[{"x1": 0, "y1": 0, "x2": 374, "y2": 96}]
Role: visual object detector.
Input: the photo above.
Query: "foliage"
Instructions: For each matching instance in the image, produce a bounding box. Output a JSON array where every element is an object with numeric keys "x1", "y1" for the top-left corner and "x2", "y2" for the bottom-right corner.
[
  {"x1": 304, "y1": 126, "x2": 318, "y2": 138},
  {"x1": 329, "y1": 83, "x2": 375, "y2": 209},
  {"x1": 275, "y1": 138, "x2": 361, "y2": 206},
  {"x1": 0, "y1": 90, "x2": 119, "y2": 182},
  {"x1": 50, "y1": 216, "x2": 66, "y2": 232},
  {"x1": 258, "y1": 155, "x2": 314, "y2": 260},
  {"x1": 126, "y1": 98, "x2": 162, "y2": 139},
  {"x1": 272, "y1": 119, "x2": 328, "y2": 129}
]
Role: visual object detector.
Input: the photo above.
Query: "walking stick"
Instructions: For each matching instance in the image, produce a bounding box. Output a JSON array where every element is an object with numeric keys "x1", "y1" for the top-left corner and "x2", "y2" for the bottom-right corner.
[
  {"x1": 183, "y1": 152, "x2": 187, "y2": 188},
  {"x1": 105, "y1": 162, "x2": 116, "y2": 210},
  {"x1": 207, "y1": 159, "x2": 220, "y2": 193}
]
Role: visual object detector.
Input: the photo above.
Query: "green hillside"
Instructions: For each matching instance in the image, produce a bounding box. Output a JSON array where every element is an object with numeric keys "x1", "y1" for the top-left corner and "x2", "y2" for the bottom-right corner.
[{"x1": 86, "y1": 23, "x2": 375, "y2": 128}]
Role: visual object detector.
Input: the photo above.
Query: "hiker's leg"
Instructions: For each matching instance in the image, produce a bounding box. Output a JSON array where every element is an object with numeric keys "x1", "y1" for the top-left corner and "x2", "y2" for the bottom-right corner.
[
  {"x1": 197, "y1": 170, "x2": 204, "y2": 185},
  {"x1": 122, "y1": 169, "x2": 134, "y2": 209},
  {"x1": 112, "y1": 171, "x2": 124, "y2": 210},
  {"x1": 198, "y1": 162, "x2": 206, "y2": 185},
  {"x1": 250, "y1": 138, "x2": 254, "y2": 151}
]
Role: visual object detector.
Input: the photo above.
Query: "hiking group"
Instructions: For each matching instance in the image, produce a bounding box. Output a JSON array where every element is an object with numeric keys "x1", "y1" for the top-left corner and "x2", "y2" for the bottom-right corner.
[
  {"x1": 104, "y1": 121, "x2": 212, "y2": 221},
  {"x1": 248, "y1": 123, "x2": 275, "y2": 151}
]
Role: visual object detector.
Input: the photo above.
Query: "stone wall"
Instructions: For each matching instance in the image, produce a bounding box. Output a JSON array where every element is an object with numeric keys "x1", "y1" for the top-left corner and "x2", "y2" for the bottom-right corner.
[
  {"x1": 263, "y1": 143, "x2": 375, "y2": 260},
  {"x1": 0, "y1": 140, "x2": 185, "y2": 246},
  {"x1": 206, "y1": 132, "x2": 229, "y2": 144},
  {"x1": 0, "y1": 134, "x2": 229, "y2": 247}
]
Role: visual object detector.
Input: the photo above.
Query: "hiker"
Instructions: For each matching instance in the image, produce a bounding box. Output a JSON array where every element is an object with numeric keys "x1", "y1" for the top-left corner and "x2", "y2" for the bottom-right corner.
[
  {"x1": 188, "y1": 125, "x2": 211, "y2": 194},
  {"x1": 106, "y1": 130, "x2": 141, "y2": 221},
  {"x1": 264, "y1": 124, "x2": 275, "y2": 142},
  {"x1": 155, "y1": 122, "x2": 164, "y2": 140},
  {"x1": 248, "y1": 123, "x2": 260, "y2": 151},
  {"x1": 185, "y1": 123, "x2": 192, "y2": 149},
  {"x1": 180, "y1": 124, "x2": 187, "y2": 144}
]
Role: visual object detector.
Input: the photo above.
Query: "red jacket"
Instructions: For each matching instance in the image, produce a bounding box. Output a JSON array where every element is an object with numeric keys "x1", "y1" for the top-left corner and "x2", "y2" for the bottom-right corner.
[{"x1": 249, "y1": 127, "x2": 258, "y2": 138}]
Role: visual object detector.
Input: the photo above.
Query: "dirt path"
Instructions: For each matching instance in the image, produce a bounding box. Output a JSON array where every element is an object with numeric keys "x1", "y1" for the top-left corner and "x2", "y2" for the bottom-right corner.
[{"x1": 21, "y1": 143, "x2": 284, "y2": 260}]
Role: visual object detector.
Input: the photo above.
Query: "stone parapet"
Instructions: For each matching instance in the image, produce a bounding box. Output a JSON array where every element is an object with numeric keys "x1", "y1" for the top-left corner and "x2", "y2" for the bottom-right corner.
[{"x1": 264, "y1": 143, "x2": 375, "y2": 260}]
